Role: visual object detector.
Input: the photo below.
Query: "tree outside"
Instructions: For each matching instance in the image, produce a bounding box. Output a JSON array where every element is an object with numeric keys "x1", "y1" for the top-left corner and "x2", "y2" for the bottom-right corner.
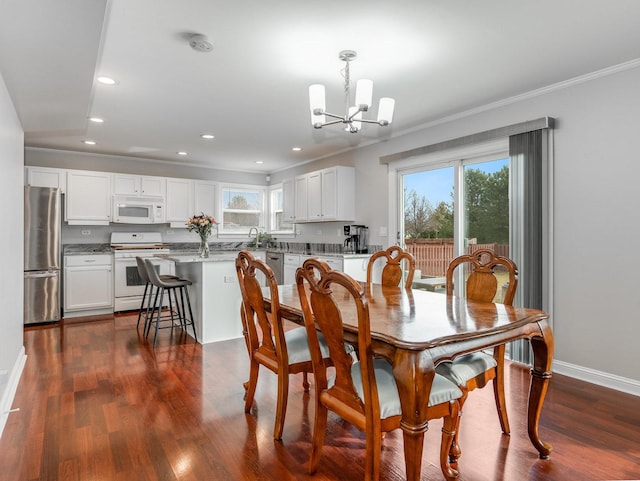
[
  {"x1": 224, "y1": 194, "x2": 260, "y2": 228},
  {"x1": 404, "y1": 164, "x2": 508, "y2": 244}
]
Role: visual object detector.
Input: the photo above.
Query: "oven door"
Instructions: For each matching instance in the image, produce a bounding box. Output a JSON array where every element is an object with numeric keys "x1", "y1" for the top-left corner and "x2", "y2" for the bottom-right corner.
[{"x1": 113, "y1": 256, "x2": 174, "y2": 311}]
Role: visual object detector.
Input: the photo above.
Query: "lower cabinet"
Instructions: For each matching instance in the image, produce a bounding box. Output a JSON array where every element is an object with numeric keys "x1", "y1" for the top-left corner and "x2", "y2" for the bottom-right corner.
[
  {"x1": 64, "y1": 254, "x2": 113, "y2": 318},
  {"x1": 283, "y1": 254, "x2": 371, "y2": 284},
  {"x1": 343, "y1": 256, "x2": 370, "y2": 282},
  {"x1": 283, "y1": 254, "x2": 300, "y2": 285}
]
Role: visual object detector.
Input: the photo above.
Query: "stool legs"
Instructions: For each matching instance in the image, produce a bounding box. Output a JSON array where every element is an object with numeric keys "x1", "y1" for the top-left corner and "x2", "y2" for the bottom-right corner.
[
  {"x1": 145, "y1": 284, "x2": 197, "y2": 347},
  {"x1": 136, "y1": 282, "x2": 150, "y2": 328},
  {"x1": 180, "y1": 285, "x2": 197, "y2": 342}
]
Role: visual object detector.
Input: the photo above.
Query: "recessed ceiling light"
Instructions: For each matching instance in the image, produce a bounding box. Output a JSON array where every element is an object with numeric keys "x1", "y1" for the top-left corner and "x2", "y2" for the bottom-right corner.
[
  {"x1": 89, "y1": 117, "x2": 104, "y2": 123},
  {"x1": 177, "y1": 151, "x2": 188, "y2": 156},
  {"x1": 200, "y1": 134, "x2": 214, "y2": 139},
  {"x1": 82, "y1": 140, "x2": 96, "y2": 145},
  {"x1": 97, "y1": 76, "x2": 116, "y2": 85},
  {"x1": 292, "y1": 147, "x2": 302, "y2": 151},
  {"x1": 255, "y1": 161, "x2": 264, "y2": 164}
]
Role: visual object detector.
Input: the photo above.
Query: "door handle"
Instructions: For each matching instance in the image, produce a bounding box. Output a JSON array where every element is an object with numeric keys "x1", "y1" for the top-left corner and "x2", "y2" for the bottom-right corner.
[{"x1": 24, "y1": 271, "x2": 59, "y2": 279}]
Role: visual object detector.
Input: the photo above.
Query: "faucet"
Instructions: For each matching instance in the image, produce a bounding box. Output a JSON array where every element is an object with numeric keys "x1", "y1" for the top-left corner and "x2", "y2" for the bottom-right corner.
[{"x1": 248, "y1": 227, "x2": 260, "y2": 248}]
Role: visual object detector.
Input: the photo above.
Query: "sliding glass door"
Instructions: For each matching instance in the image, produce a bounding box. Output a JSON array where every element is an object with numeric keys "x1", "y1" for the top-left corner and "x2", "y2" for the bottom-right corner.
[{"x1": 401, "y1": 154, "x2": 510, "y2": 302}]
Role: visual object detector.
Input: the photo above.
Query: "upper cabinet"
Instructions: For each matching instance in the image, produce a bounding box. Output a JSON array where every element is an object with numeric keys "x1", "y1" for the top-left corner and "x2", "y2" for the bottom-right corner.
[
  {"x1": 298, "y1": 166, "x2": 355, "y2": 223},
  {"x1": 282, "y1": 177, "x2": 295, "y2": 223},
  {"x1": 194, "y1": 180, "x2": 216, "y2": 217},
  {"x1": 113, "y1": 174, "x2": 166, "y2": 197},
  {"x1": 294, "y1": 175, "x2": 309, "y2": 222},
  {"x1": 65, "y1": 170, "x2": 112, "y2": 225},
  {"x1": 25, "y1": 166, "x2": 67, "y2": 193},
  {"x1": 165, "y1": 178, "x2": 193, "y2": 227}
]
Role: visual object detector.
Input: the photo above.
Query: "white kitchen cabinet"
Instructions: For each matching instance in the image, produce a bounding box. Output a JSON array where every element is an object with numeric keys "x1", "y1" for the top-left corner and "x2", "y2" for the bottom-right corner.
[
  {"x1": 306, "y1": 171, "x2": 323, "y2": 220},
  {"x1": 283, "y1": 253, "x2": 301, "y2": 285},
  {"x1": 298, "y1": 254, "x2": 370, "y2": 282},
  {"x1": 295, "y1": 166, "x2": 355, "y2": 223},
  {"x1": 293, "y1": 175, "x2": 308, "y2": 222},
  {"x1": 65, "y1": 170, "x2": 112, "y2": 225},
  {"x1": 282, "y1": 178, "x2": 295, "y2": 223},
  {"x1": 25, "y1": 166, "x2": 67, "y2": 193},
  {"x1": 194, "y1": 180, "x2": 216, "y2": 217},
  {"x1": 343, "y1": 256, "x2": 371, "y2": 282},
  {"x1": 315, "y1": 255, "x2": 343, "y2": 271},
  {"x1": 321, "y1": 166, "x2": 355, "y2": 221},
  {"x1": 165, "y1": 177, "x2": 193, "y2": 226},
  {"x1": 64, "y1": 254, "x2": 113, "y2": 317},
  {"x1": 113, "y1": 174, "x2": 165, "y2": 197}
]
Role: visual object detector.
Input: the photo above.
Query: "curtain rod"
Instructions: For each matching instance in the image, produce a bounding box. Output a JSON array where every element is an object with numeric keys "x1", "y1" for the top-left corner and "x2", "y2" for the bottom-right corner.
[{"x1": 379, "y1": 116, "x2": 555, "y2": 164}]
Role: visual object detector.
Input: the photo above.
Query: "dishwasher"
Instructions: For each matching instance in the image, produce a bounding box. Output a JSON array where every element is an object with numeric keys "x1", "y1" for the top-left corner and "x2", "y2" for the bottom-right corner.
[{"x1": 265, "y1": 251, "x2": 284, "y2": 284}]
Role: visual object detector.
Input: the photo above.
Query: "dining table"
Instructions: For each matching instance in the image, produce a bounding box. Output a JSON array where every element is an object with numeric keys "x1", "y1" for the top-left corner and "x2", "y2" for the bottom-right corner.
[{"x1": 263, "y1": 282, "x2": 554, "y2": 481}]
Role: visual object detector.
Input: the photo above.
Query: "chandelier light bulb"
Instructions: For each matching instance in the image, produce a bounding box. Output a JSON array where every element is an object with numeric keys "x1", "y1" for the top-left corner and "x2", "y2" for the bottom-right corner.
[
  {"x1": 377, "y1": 97, "x2": 395, "y2": 125},
  {"x1": 355, "y1": 79, "x2": 373, "y2": 111},
  {"x1": 309, "y1": 84, "x2": 326, "y2": 127}
]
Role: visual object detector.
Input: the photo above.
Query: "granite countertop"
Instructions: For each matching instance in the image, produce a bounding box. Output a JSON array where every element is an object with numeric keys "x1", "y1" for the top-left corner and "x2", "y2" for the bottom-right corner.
[
  {"x1": 63, "y1": 243, "x2": 112, "y2": 255},
  {"x1": 61, "y1": 243, "x2": 374, "y2": 259},
  {"x1": 266, "y1": 250, "x2": 371, "y2": 259},
  {"x1": 155, "y1": 252, "x2": 239, "y2": 263}
]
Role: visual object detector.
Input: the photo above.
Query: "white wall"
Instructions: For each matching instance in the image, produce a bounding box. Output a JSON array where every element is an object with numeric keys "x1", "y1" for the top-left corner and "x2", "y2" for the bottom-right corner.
[{"x1": 0, "y1": 71, "x2": 26, "y2": 436}]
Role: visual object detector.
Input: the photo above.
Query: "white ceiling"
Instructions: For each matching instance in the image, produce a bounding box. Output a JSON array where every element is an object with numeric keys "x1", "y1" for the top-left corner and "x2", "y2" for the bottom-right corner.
[{"x1": 2, "y1": 0, "x2": 640, "y2": 174}]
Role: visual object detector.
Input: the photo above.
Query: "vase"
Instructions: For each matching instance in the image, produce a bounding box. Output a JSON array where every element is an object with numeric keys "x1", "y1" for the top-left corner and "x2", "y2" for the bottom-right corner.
[{"x1": 198, "y1": 234, "x2": 210, "y2": 258}]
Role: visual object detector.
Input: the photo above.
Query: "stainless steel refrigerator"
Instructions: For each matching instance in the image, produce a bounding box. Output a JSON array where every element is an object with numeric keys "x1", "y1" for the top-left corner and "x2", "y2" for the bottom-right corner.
[{"x1": 24, "y1": 186, "x2": 61, "y2": 324}]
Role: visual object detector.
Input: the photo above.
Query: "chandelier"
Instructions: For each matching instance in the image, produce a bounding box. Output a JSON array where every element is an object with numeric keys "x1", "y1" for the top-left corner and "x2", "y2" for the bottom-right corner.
[{"x1": 309, "y1": 50, "x2": 395, "y2": 133}]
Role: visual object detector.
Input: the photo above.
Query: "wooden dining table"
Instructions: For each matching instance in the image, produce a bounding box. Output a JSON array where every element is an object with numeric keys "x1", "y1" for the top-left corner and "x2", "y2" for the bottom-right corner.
[{"x1": 263, "y1": 282, "x2": 554, "y2": 481}]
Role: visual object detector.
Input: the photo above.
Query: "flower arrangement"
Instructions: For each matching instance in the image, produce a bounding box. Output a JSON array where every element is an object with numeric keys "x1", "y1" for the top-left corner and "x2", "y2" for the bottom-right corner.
[
  {"x1": 186, "y1": 213, "x2": 217, "y2": 237},
  {"x1": 187, "y1": 213, "x2": 217, "y2": 257}
]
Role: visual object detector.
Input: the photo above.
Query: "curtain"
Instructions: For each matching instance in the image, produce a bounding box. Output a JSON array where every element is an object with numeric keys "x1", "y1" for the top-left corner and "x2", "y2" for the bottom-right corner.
[{"x1": 508, "y1": 128, "x2": 549, "y2": 364}]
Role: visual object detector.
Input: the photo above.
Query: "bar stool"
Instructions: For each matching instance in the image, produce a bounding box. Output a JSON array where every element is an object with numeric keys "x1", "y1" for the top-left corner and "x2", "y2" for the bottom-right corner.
[
  {"x1": 135, "y1": 256, "x2": 181, "y2": 333},
  {"x1": 143, "y1": 258, "x2": 198, "y2": 346}
]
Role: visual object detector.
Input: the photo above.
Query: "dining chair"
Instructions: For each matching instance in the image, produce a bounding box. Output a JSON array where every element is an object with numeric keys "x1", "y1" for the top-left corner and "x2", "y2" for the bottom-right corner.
[
  {"x1": 297, "y1": 257, "x2": 462, "y2": 481},
  {"x1": 366, "y1": 245, "x2": 416, "y2": 289},
  {"x1": 436, "y1": 249, "x2": 518, "y2": 450},
  {"x1": 235, "y1": 250, "x2": 330, "y2": 441}
]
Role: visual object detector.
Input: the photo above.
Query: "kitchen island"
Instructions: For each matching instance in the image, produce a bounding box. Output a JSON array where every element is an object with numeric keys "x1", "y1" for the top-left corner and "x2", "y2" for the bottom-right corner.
[{"x1": 155, "y1": 251, "x2": 265, "y2": 344}]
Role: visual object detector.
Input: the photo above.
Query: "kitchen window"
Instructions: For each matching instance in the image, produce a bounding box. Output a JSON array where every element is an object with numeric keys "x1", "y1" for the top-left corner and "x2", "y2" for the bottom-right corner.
[{"x1": 219, "y1": 184, "x2": 265, "y2": 235}]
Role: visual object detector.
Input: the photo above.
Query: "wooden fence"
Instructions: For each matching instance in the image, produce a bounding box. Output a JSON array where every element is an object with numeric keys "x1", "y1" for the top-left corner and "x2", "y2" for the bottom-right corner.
[{"x1": 405, "y1": 241, "x2": 509, "y2": 277}]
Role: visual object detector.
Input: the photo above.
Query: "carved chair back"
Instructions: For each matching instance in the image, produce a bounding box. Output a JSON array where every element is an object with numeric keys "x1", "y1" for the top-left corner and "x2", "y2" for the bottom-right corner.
[
  {"x1": 366, "y1": 246, "x2": 416, "y2": 289},
  {"x1": 446, "y1": 249, "x2": 518, "y2": 305}
]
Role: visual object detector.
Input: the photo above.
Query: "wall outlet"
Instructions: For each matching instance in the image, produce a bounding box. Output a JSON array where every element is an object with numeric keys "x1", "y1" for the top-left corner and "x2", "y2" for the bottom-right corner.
[
  {"x1": 224, "y1": 275, "x2": 235, "y2": 283},
  {"x1": 316, "y1": 229, "x2": 322, "y2": 235},
  {"x1": 165, "y1": 229, "x2": 174, "y2": 235},
  {"x1": 81, "y1": 229, "x2": 91, "y2": 236},
  {"x1": 379, "y1": 226, "x2": 388, "y2": 237},
  {"x1": 337, "y1": 228, "x2": 342, "y2": 236}
]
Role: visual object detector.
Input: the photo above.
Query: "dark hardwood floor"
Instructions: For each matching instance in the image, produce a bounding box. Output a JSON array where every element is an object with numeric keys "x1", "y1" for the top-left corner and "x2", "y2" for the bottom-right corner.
[{"x1": 2, "y1": 313, "x2": 639, "y2": 481}]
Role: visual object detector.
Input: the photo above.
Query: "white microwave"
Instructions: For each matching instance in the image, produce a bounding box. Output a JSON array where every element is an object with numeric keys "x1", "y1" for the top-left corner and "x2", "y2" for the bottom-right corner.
[{"x1": 112, "y1": 196, "x2": 165, "y2": 224}]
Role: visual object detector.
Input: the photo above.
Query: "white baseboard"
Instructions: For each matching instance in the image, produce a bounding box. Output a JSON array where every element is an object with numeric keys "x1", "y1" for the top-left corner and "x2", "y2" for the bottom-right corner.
[
  {"x1": 0, "y1": 346, "x2": 27, "y2": 439},
  {"x1": 553, "y1": 359, "x2": 640, "y2": 397}
]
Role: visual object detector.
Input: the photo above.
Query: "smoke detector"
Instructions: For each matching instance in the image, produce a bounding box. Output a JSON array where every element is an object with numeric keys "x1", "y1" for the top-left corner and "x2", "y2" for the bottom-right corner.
[{"x1": 189, "y1": 34, "x2": 213, "y2": 53}]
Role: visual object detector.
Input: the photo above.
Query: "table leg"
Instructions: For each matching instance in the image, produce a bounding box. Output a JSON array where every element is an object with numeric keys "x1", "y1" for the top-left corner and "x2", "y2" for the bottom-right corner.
[
  {"x1": 528, "y1": 319, "x2": 554, "y2": 459},
  {"x1": 392, "y1": 349, "x2": 433, "y2": 481}
]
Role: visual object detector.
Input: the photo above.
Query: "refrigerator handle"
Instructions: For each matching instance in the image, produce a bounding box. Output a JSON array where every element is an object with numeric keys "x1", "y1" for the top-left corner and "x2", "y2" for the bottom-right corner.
[{"x1": 24, "y1": 271, "x2": 59, "y2": 279}]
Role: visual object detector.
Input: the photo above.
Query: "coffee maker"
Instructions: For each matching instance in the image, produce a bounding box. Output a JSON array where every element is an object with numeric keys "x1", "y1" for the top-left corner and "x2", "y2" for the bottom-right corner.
[{"x1": 343, "y1": 225, "x2": 369, "y2": 253}]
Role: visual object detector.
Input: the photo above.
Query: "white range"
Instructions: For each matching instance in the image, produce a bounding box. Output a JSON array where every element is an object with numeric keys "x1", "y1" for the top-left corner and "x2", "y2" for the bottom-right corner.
[{"x1": 110, "y1": 232, "x2": 174, "y2": 312}]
